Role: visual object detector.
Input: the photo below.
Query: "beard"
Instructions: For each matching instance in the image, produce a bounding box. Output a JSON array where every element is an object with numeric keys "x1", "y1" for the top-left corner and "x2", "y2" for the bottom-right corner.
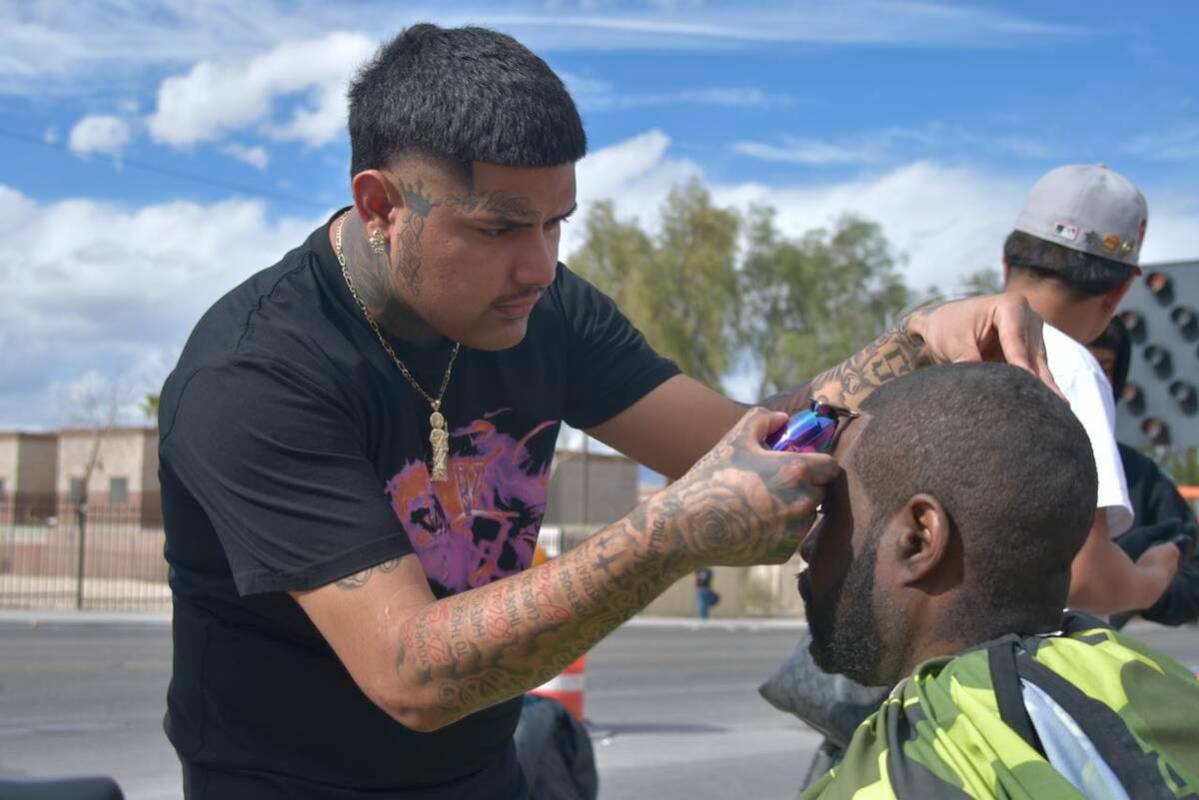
[{"x1": 800, "y1": 535, "x2": 890, "y2": 687}]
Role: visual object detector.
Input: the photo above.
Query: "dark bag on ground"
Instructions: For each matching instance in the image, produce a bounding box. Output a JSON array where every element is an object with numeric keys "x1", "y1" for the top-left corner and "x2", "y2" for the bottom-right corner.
[{"x1": 513, "y1": 695, "x2": 598, "y2": 800}]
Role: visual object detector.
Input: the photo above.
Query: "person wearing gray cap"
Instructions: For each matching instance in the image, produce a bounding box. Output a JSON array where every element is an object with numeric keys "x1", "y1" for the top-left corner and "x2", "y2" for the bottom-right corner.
[{"x1": 1002, "y1": 164, "x2": 1180, "y2": 614}]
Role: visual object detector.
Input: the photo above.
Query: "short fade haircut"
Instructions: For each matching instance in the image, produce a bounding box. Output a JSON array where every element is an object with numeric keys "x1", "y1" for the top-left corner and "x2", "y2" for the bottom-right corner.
[
  {"x1": 853, "y1": 363, "x2": 1097, "y2": 637},
  {"x1": 347, "y1": 24, "x2": 587, "y2": 181},
  {"x1": 1004, "y1": 230, "x2": 1135, "y2": 298}
]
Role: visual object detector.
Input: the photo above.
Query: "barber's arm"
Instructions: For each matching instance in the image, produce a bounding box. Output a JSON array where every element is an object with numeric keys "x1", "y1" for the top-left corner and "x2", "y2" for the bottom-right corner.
[
  {"x1": 293, "y1": 409, "x2": 837, "y2": 732},
  {"x1": 1068, "y1": 513, "x2": 1180, "y2": 615},
  {"x1": 590, "y1": 292, "x2": 1055, "y2": 480}
]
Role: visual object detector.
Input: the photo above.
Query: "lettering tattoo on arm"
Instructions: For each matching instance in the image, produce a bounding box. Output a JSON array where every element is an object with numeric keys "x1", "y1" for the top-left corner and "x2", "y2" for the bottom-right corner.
[{"x1": 759, "y1": 304, "x2": 940, "y2": 413}]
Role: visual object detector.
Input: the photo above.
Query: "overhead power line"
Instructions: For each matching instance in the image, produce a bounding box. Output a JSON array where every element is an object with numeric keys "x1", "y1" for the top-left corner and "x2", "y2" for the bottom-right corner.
[{"x1": 0, "y1": 127, "x2": 332, "y2": 210}]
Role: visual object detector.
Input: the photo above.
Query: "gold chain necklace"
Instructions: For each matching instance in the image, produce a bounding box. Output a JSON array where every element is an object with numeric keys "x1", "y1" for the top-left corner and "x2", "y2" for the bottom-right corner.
[{"x1": 335, "y1": 212, "x2": 460, "y2": 482}]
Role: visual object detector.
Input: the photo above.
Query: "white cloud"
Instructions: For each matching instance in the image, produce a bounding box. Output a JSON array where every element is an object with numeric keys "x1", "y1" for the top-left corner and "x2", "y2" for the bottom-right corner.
[
  {"x1": 1138, "y1": 191, "x2": 1199, "y2": 265},
  {"x1": 146, "y1": 31, "x2": 375, "y2": 148},
  {"x1": 567, "y1": 129, "x2": 703, "y2": 252},
  {"x1": 568, "y1": 130, "x2": 1199, "y2": 296},
  {"x1": 221, "y1": 143, "x2": 271, "y2": 170},
  {"x1": 562, "y1": 72, "x2": 791, "y2": 111},
  {"x1": 733, "y1": 138, "x2": 888, "y2": 167},
  {"x1": 5, "y1": 130, "x2": 1195, "y2": 429},
  {"x1": 733, "y1": 124, "x2": 1051, "y2": 168},
  {"x1": 67, "y1": 115, "x2": 132, "y2": 159},
  {"x1": 144, "y1": 32, "x2": 789, "y2": 154},
  {"x1": 1125, "y1": 123, "x2": 1199, "y2": 162},
  {"x1": 0, "y1": 2, "x2": 1082, "y2": 96},
  {"x1": 0, "y1": 183, "x2": 325, "y2": 427}
]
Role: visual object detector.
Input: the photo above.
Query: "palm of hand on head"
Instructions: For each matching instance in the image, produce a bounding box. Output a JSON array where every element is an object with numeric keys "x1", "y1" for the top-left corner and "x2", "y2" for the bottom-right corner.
[{"x1": 658, "y1": 408, "x2": 839, "y2": 568}]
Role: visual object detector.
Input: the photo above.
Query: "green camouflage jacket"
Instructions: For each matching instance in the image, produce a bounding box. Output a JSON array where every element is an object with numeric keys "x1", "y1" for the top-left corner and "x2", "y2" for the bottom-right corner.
[{"x1": 801, "y1": 621, "x2": 1199, "y2": 799}]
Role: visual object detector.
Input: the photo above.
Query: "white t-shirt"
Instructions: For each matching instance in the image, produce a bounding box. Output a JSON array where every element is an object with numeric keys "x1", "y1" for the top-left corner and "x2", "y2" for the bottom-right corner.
[{"x1": 1043, "y1": 323, "x2": 1134, "y2": 536}]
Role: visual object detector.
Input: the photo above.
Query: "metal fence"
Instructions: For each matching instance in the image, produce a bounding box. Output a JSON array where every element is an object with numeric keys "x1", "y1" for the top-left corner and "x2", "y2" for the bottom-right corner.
[
  {"x1": 0, "y1": 512, "x2": 602, "y2": 612},
  {"x1": 0, "y1": 502, "x2": 169, "y2": 611}
]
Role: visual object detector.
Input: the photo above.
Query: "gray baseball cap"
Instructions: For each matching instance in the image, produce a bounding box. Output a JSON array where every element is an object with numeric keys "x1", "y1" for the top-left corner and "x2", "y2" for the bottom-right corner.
[{"x1": 1013, "y1": 164, "x2": 1148, "y2": 268}]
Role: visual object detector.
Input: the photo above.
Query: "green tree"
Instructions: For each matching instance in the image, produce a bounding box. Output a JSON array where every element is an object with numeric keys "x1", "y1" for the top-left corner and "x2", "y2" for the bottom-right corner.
[
  {"x1": 573, "y1": 181, "x2": 741, "y2": 392},
  {"x1": 645, "y1": 180, "x2": 741, "y2": 391},
  {"x1": 142, "y1": 393, "x2": 160, "y2": 422},
  {"x1": 569, "y1": 199, "x2": 654, "y2": 319},
  {"x1": 740, "y1": 210, "x2": 910, "y2": 397},
  {"x1": 958, "y1": 267, "x2": 1003, "y2": 296}
]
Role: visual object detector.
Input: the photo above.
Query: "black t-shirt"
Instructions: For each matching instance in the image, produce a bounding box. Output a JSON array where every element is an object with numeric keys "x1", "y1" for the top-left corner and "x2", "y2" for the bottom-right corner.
[{"x1": 158, "y1": 211, "x2": 678, "y2": 797}]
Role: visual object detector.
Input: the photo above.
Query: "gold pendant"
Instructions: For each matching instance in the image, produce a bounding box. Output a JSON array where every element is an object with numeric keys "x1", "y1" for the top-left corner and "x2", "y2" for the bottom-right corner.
[{"x1": 429, "y1": 410, "x2": 449, "y2": 482}]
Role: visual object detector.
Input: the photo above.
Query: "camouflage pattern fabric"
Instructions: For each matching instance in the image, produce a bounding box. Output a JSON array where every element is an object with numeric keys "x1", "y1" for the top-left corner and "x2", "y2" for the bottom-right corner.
[{"x1": 801, "y1": 626, "x2": 1199, "y2": 799}]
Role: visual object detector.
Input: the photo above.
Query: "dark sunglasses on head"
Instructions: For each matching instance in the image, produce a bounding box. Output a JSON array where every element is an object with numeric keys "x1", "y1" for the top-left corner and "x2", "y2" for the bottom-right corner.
[{"x1": 764, "y1": 401, "x2": 859, "y2": 454}]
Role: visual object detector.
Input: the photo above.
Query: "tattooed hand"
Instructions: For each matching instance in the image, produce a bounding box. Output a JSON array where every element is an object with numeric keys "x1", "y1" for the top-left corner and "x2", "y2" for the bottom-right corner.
[
  {"x1": 906, "y1": 293, "x2": 1059, "y2": 395},
  {"x1": 765, "y1": 292, "x2": 1060, "y2": 416},
  {"x1": 651, "y1": 407, "x2": 840, "y2": 568}
]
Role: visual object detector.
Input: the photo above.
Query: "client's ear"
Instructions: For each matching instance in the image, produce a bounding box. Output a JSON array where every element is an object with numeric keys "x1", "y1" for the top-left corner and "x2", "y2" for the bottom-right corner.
[{"x1": 892, "y1": 493, "x2": 952, "y2": 587}]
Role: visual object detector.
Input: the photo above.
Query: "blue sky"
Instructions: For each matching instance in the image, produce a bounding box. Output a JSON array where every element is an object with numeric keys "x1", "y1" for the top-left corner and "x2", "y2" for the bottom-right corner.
[{"x1": 3, "y1": 0, "x2": 1199, "y2": 429}]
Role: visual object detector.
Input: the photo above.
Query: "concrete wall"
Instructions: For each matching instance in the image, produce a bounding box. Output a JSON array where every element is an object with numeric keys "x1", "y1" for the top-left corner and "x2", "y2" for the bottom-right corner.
[
  {"x1": 0, "y1": 436, "x2": 16, "y2": 504},
  {"x1": 640, "y1": 555, "x2": 808, "y2": 619},
  {"x1": 544, "y1": 452, "x2": 639, "y2": 525},
  {"x1": 15, "y1": 435, "x2": 58, "y2": 521},
  {"x1": 57, "y1": 428, "x2": 158, "y2": 507},
  {"x1": 0, "y1": 433, "x2": 59, "y2": 522}
]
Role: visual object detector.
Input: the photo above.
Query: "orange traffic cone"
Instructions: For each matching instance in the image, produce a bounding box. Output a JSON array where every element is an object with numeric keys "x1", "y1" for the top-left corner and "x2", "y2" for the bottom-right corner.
[{"x1": 531, "y1": 654, "x2": 587, "y2": 722}]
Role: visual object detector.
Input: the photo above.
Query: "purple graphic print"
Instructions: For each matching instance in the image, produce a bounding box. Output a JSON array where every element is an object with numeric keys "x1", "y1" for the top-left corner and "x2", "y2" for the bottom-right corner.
[{"x1": 384, "y1": 409, "x2": 558, "y2": 597}]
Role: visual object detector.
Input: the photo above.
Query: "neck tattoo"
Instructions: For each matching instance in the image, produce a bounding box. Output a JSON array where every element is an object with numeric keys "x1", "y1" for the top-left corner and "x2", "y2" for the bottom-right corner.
[{"x1": 335, "y1": 211, "x2": 459, "y2": 482}]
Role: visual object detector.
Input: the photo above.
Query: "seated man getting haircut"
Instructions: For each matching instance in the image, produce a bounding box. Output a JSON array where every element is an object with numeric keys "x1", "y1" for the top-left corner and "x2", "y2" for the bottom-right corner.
[{"x1": 798, "y1": 363, "x2": 1199, "y2": 800}]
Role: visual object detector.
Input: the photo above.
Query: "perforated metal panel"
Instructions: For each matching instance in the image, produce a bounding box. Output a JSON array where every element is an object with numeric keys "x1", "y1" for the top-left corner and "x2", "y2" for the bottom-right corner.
[{"x1": 1115, "y1": 260, "x2": 1199, "y2": 448}]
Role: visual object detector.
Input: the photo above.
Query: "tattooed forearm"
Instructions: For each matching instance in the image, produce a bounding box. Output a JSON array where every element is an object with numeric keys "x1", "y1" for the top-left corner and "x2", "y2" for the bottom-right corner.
[
  {"x1": 760, "y1": 308, "x2": 936, "y2": 413},
  {"x1": 382, "y1": 410, "x2": 822, "y2": 731},
  {"x1": 388, "y1": 503, "x2": 691, "y2": 727},
  {"x1": 337, "y1": 557, "x2": 401, "y2": 589}
]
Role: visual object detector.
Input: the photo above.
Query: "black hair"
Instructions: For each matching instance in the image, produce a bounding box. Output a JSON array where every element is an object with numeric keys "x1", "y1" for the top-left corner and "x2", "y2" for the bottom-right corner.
[
  {"x1": 1004, "y1": 230, "x2": 1134, "y2": 298},
  {"x1": 347, "y1": 24, "x2": 587, "y2": 181},
  {"x1": 1089, "y1": 316, "x2": 1132, "y2": 402},
  {"x1": 852, "y1": 363, "x2": 1097, "y2": 638}
]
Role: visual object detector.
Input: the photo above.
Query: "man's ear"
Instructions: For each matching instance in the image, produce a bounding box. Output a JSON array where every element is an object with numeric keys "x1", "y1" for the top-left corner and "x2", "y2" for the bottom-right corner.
[
  {"x1": 350, "y1": 169, "x2": 404, "y2": 233},
  {"x1": 892, "y1": 493, "x2": 954, "y2": 588}
]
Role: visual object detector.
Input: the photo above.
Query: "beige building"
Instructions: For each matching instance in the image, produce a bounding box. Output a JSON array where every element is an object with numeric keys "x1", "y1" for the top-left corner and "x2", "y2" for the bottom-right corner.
[
  {"x1": 544, "y1": 449, "x2": 640, "y2": 526},
  {"x1": 56, "y1": 427, "x2": 161, "y2": 526},
  {"x1": 0, "y1": 432, "x2": 59, "y2": 523}
]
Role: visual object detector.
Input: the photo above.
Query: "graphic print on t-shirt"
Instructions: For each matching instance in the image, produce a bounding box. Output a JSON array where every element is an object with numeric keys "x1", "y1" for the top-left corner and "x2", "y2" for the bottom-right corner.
[{"x1": 385, "y1": 408, "x2": 558, "y2": 597}]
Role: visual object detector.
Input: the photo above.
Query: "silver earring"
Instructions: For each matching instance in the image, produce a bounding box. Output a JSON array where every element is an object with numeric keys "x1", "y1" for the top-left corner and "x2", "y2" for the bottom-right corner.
[{"x1": 369, "y1": 229, "x2": 387, "y2": 256}]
